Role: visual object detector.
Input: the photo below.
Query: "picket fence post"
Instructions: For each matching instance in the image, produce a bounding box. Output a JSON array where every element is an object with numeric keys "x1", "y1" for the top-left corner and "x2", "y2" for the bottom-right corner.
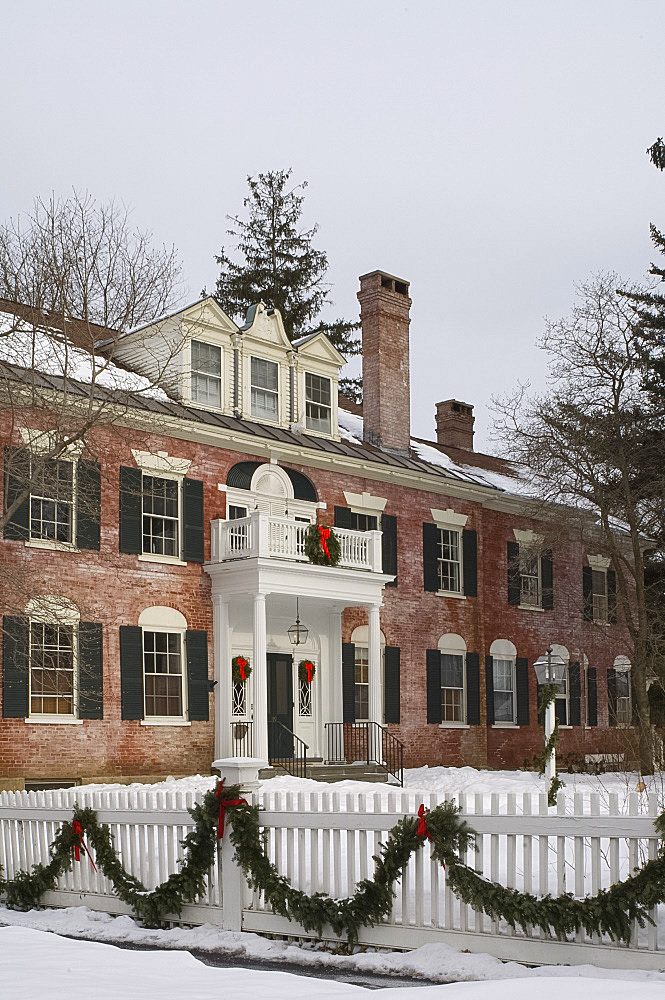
[{"x1": 212, "y1": 757, "x2": 264, "y2": 931}]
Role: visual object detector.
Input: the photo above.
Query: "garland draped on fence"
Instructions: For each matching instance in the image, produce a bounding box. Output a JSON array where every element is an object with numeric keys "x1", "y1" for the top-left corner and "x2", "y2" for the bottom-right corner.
[{"x1": 1, "y1": 785, "x2": 665, "y2": 945}]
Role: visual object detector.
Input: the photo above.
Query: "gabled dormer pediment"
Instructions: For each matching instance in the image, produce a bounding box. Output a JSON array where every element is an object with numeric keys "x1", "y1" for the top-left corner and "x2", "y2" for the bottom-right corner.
[
  {"x1": 240, "y1": 301, "x2": 292, "y2": 351},
  {"x1": 181, "y1": 297, "x2": 239, "y2": 337},
  {"x1": 294, "y1": 331, "x2": 346, "y2": 368}
]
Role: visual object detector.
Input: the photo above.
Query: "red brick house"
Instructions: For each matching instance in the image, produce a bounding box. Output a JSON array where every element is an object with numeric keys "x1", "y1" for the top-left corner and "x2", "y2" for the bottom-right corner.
[{"x1": 0, "y1": 271, "x2": 636, "y2": 789}]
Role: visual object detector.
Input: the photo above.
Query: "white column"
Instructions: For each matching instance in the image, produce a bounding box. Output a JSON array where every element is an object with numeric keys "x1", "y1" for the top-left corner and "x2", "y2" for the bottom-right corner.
[
  {"x1": 368, "y1": 603, "x2": 382, "y2": 723},
  {"x1": 213, "y1": 595, "x2": 231, "y2": 760},
  {"x1": 545, "y1": 700, "x2": 556, "y2": 787},
  {"x1": 253, "y1": 593, "x2": 269, "y2": 763},
  {"x1": 328, "y1": 609, "x2": 343, "y2": 720}
]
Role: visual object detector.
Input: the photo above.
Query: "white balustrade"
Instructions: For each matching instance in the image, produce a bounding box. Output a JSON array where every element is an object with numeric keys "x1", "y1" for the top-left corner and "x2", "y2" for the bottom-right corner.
[{"x1": 209, "y1": 514, "x2": 383, "y2": 572}]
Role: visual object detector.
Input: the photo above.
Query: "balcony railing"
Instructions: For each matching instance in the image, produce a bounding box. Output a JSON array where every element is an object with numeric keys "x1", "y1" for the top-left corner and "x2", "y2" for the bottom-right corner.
[{"x1": 210, "y1": 512, "x2": 383, "y2": 573}]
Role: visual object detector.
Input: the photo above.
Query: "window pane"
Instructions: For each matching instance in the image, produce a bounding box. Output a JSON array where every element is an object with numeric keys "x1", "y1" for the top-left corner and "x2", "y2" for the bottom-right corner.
[
  {"x1": 191, "y1": 340, "x2": 221, "y2": 376},
  {"x1": 191, "y1": 372, "x2": 221, "y2": 407},
  {"x1": 440, "y1": 654, "x2": 463, "y2": 688},
  {"x1": 251, "y1": 357, "x2": 278, "y2": 390},
  {"x1": 143, "y1": 630, "x2": 182, "y2": 717},
  {"x1": 142, "y1": 476, "x2": 179, "y2": 556},
  {"x1": 437, "y1": 529, "x2": 461, "y2": 592},
  {"x1": 30, "y1": 622, "x2": 75, "y2": 715},
  {"x1": 251, "y1": 358, "x2": 279, "y2": 421},
  {"x1": 305, "y1": 372, "x2": 332, "y2": 433},
  {"x1": 30, "y1": 458, "x2": 74, "y2": 543}
]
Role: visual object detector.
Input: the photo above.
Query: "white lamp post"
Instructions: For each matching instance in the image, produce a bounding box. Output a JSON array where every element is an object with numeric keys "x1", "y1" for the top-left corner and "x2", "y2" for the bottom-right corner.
[{"x1": 533, "y1": 647, "x2": 567, "y2": 789}]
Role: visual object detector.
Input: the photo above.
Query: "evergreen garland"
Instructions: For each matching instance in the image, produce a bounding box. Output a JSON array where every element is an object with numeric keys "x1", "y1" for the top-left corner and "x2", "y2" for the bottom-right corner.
[
  {"x1": 2, "y1": 788, "x2": 665, "y2": 947},
  {"x1": 304, "y1": 524, "x2": 341, "y2": 566},
  {"x1": 298, "y1": 659, "x2": 316, "y2": 683}
]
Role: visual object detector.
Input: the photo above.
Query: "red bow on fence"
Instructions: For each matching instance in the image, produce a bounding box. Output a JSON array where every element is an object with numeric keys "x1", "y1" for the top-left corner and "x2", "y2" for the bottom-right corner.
[
  {"x1": 237, "y1": 657, "x2": 248, "y2": 681},
  {"x1": 416, "y1": 804, "x2": 433, "y2": 840},
  {"x1": 318, "y1": 526, "x2": 331, "y2": 560},
  {"x1": 71, "y1": 819, "x2": 97, "y2": 871},
  {"x1": 215, "y1": 780, "x2": 248, "y2": 839}
]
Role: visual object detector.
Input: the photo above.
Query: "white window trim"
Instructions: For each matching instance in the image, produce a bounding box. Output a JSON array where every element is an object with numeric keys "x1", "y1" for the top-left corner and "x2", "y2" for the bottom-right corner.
[
  {"x1": 588, "y1": 554, "x2": 611, "y2": 571},
  {"x1": 304, "y1": 370, "x2": 333, "y2": 435},
  {"x1": 139, "y1": 609, "x2": 189, "y2": 723},
  {"x1": 249, "y1": 355, "x2": 281, "y2": 424},
  {"x1": 343, "y1": 491, "x2": 388, "y2": 516},
  {"x1": 436, "y1": 525, "x2": 464, "y2": 597},
  {"x1": 23, "y1": 452, "x2": 78, "y2": 551},
  {"x1": 133, "y1": 455, "x2": 189, "y2": 564},
  {"x1": 431, "y1": 508, "x2": 468, "y2": 529},
  {"x1": 492, "y1": 656, "x2": 517, "y2": 725},
  {"x1": 189, "y1": 338, "x2": 224, "y2": 410},
  {"x1": 26, "y1": 600, "x2": 80, "y2": 721}
]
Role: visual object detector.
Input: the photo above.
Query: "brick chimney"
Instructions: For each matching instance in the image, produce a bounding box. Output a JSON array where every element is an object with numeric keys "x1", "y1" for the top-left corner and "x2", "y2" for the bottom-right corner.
[
  {"x1": 435, "y1": 399, "x2": 475, "y2": 451},
  {"x1": 357, "y1": 270, "x2": 411, "y2": 455}
]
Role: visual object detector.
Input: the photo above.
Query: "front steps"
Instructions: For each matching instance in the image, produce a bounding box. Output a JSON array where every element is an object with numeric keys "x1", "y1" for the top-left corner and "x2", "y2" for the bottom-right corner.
[{"x1": 259, "y1": 762, "x2": 393, "y2": 783}]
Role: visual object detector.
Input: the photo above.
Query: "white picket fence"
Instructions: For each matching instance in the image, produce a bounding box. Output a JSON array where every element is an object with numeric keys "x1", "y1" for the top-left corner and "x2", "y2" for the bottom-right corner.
[{"x1": 0, "y1": 770, "x2": 664, "y2": 971}]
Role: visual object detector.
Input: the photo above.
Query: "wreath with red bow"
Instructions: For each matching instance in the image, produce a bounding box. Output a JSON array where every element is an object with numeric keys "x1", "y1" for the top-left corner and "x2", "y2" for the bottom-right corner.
[
  {"x1": 298, "y1": 659, "x2": 316, "y2": 684},
  {"x1": 232, "y1": 655, "x2": 252, "y2": 684},
  {"x1": 304, "y1": 523, "x2": 341, "y2": 566}
]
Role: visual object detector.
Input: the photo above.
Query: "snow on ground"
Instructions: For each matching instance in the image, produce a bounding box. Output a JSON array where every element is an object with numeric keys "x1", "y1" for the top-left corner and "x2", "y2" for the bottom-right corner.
[{"x1": 1, "y1": 916, "x2": 665, "y2": 995}]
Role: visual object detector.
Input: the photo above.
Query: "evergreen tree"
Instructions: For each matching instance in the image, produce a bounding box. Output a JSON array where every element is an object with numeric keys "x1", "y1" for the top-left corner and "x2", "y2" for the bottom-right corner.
[{"x1": 213, "y1": 170, "x2": 361, "y2": 399}]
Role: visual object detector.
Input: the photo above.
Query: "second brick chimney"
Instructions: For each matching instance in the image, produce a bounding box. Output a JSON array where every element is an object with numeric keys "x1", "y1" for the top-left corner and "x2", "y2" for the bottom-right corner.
[
  {"x1": 357, "y1": 270, "x2": 411, "y2": 455},
  {"x1": 435, "y1": 399, "x2": 475, "y2": 451}
]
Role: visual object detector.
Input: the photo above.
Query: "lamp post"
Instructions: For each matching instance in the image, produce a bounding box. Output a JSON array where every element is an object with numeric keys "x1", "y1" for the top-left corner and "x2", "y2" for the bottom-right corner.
[{"x1": 533, "y1": 647, "x2": 566, "y2": 789}]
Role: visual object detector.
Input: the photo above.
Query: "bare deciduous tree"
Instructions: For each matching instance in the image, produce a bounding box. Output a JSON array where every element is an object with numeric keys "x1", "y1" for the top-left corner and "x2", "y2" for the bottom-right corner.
[{"x1": 494, "y1": 274, "x2": 664, "y2": 773}]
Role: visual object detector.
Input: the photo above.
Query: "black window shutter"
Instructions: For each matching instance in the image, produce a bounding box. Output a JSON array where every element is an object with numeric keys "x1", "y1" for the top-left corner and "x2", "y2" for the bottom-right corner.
[
  {"x1": 2, "y1": 615, "x2": 29, "y2": 717},
  {"x1": 607, "y1": 569, "x2": 617, "y2": 624},
  {"x1": 119, "y1": 467, "x2": 142, "y2": 554},
  {"x1": 76, "y1": 460, "x2": 101, "y2": 551},
  {"x1": 423, "y1": 522, "x2": 439, "y2": 592},
  {"x1": 182, "y1": 478, "x2": 204, "y2": 563},
  {"x1": 426, "y1": 649, "x2": 442, "y2": 724},
  {"x1": 384, "y1": 645, "x2": 400, "y2": 723},
  {"x1": 342, "y1": 642, "x2": 356, "y2": 723},
  {"x1": 334, "y1": 506, "x2": 353, "y2": 529},
  {"x1": 485, "y1": 655, "x2": 495, "y2": 725},
  {"x1": 78, "y1": 621, "x2": 103, "y2": 719},
  {"x1": 120, "y1": 625, "x2": 144, "y2": 719},
  {"x1": 381, "y1": 513, "x2": 398, "y2": 586},
  {"x1": 582, "y1": 565, "x2": 593, "y2": 621},
  {"x1": 541, "y1": 550, "x2": 554, "y2": 610},
  {"x1": 507, "y1": 541, "x2": 520, "y2": 605},
  {"x1": 3, "y1": 446, "x2": 30, "y2": 541},
  {"x1": 463, "y1": 529, "x2": 477, "y2": 597},
  {"x1": 587, "y1": 667, "x2": 598, "y2": 726},
  {"x1": 537, "y1": 684, "x2": 545, "y2": 727},
  {"x1": 607, "y1": 668, "x2": 617, "y2": 725},
  {"x1": 516, "y1": 657, "x2": 530, "y2": 726},
  {"x1": 569, "y1": 661, "x2": 581, "y2": 726},
  {"x1": 466, "y1": 653, "x2": 481, "y2": 725},
  {"x1": 186, "y1": 630, "x2": 209, "y2": 721}
]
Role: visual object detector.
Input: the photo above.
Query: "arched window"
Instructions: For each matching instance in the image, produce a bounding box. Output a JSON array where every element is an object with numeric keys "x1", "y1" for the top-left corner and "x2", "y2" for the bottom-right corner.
[
  {"x1": 25, "y1": 597, "x2": 80, "y2": 718},
  {"x1": 611, "y1": 655, "x2": 632, "y2": 726},
  {"x1": 438, "y1": 633, "x2": 467, "y2": 724},
  {"x1": 138, "y1": 607, "x2": 188, "y2": 719},
  {"x1": 489, "y1": 639, "x2": 517, "y2": 724}
]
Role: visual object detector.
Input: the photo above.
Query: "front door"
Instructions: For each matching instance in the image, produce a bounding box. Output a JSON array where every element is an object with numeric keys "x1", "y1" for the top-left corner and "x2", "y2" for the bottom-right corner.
[{"x1": 267, "y1": 653, "x2": 294, "y2": 759}]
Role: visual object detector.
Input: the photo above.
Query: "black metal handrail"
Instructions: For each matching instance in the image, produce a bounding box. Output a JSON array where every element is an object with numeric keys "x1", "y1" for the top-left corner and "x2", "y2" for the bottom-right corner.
[
  {"x1": 230, "y1": 720, "x2": 253, "y2": 757},
  {"x1": 268, "y1": 719, "x2": 309, "y2": 779},
  {"x1": 324, "y1": 721, "x2": 404, "y2": 786}
]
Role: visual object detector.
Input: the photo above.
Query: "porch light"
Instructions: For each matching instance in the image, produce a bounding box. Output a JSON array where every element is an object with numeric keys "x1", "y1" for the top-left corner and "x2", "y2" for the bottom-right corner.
[
  {"x1": 288, "y1": 597, "x2": 309, "y2": 646},
  {"x1": 533, "y1": 647, "x2": 566, "y2": 686}
]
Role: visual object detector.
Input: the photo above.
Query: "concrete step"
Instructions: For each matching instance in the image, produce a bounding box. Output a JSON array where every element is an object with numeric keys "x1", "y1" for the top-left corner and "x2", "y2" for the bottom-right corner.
[{"x1": 260, "y1": 762, "x2": 393, "y2": 784}]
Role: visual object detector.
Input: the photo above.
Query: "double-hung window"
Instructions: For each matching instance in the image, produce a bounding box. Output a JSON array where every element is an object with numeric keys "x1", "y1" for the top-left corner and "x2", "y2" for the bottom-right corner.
[
  {"x1": 142, "y1": 474, "x2": 179, "y2": 557},
  {"x1": 305, "y1": 372, "x2": 332, "y2": 433},
  {"x1": 143, "y1": 629, "x2": 184, "y2": 718},
  {"x1": 251, "y1": 357, "x2": 279, "y2": 421},
  {"x1": 191, "y1": 340, "x2": 222, "y2": 408},
  {"x1": 437, "y1": 528, "x2": 462, "y2": 593},
  {"x1": 30, "y1": 458, "x2": 75, "y2": 544},
  {"x1": 592, "y1": 569, "x2": 608, "y2": 624},
  {"x1": 615, "y1": 669, "x2": 632, "y2": 726},
  {"x1": 493, "y1": 657, "x2": 515, "y2": 723},
  {"x1": 441, "y1": 653, "x2": 465, "y2": 722},
  {"x1": 520, "y1": 549, "x2": 541, "y2": 607},
  {"x1": 29, "y1": 621, "x2": 75, "y2": 717},
  {"x1": 554, "y1": 665, "x2": 569, "y2": 725},
  {"x1": 354, "y1": 646, "x2": 369, "y2": 721}
]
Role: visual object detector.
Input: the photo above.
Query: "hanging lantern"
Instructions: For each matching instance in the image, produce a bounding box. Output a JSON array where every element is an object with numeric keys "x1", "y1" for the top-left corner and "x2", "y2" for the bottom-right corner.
[{"x1": 288, "y1": 596, "x2": 309, "y2": 646}]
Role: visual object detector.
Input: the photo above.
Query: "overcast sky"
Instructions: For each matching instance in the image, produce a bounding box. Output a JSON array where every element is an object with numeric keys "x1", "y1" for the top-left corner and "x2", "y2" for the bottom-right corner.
[{"x1": 2, "y1": 0, "x2": 665, "y2": 450}]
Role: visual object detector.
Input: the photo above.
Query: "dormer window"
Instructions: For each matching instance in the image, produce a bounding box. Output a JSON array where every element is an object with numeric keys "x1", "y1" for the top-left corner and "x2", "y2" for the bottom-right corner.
[
  {"x1": 191, "y1": 340, "x2": 222, "y2": 408},
  {"x1": 305, "y1": 372, "x2": 332, "y2": 434},
  {"x1": 251, "y1": 357, "x2": 279, "y2": 421}
]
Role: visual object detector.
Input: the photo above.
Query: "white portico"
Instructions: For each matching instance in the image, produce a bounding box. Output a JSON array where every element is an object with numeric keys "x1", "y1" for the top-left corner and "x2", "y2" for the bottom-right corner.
[{"x1": 205, "y1": 510, "x2": 393, "y2": 764}]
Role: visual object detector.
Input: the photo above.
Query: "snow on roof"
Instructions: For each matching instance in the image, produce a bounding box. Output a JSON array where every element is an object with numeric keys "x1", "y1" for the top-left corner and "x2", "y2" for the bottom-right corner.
[{"x1": 0, "y1": 312, "x2": 171, "y2": 401}]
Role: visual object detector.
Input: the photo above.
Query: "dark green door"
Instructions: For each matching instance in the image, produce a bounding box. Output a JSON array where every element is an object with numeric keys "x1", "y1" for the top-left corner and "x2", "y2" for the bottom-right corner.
[{"x1": 267, "y1": 653, "x2": 294, "y2": 759}]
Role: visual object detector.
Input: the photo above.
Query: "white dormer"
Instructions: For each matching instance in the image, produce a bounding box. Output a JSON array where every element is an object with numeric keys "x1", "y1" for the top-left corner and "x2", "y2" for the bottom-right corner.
[{"x1": 106, "y1": 296, "x2": 345, "y2": 438}]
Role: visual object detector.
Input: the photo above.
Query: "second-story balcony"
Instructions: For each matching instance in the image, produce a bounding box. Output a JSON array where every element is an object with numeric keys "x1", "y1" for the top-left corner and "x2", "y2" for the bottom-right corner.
[{"x1": 210, "y1": 512, "x2": 383, "y2": 573}]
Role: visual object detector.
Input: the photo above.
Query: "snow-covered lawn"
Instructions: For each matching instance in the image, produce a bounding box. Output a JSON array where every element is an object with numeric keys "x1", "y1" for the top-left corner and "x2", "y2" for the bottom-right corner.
[{"x1": 1, "y1": 923, "x2": 665, "y2": 999}]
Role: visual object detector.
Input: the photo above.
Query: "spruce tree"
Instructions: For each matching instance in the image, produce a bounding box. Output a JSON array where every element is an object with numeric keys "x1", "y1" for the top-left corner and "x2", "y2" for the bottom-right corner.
[{"x1": 213, "y1": 170, "x2": 361, "y2": 399}]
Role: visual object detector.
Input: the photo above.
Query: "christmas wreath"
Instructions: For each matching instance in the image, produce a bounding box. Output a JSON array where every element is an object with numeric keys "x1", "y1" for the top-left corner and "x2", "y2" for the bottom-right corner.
[
  {"x1": 304, "y1": 524, "x2": 341, "y2": 566},
  {"x1": 232, "y1": 655, "x2": 252, "y2": 684},
  {"x1": 2, "y1": 787, "x2": 665, "y2": 946},
  {"x1": 298, "y1": 660, "x2": 316, "y2": 683}
]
